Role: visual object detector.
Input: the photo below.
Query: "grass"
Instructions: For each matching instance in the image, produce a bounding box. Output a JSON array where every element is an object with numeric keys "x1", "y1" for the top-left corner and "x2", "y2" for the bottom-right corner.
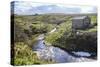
[
  {"x1": 45, "y1": 20, "x2": 72, "y2": 44},
  {"x1": 12, "y1": 42, "x2": 54, "y2": 65},
  {"x1": 90, "y1": 16, "x2": 97, "y2": 24},
  {"x1": 12, "y1": 42, "x2": 39, "y2": 65},
  {"x1": 77, "y1": 26, "x2": 97, "y2": 33}
]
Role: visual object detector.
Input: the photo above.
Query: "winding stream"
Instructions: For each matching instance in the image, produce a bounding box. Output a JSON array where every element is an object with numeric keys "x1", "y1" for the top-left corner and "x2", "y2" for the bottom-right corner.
[
  {"x1": 32, "y1": 34, "x2": 95, "y2": 63},
  {"x1": 33, "y1": 34, "x2": 93, "y2": 63}
]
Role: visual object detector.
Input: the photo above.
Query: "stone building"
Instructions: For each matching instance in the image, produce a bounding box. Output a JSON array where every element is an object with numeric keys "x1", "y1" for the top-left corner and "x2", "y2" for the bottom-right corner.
[{"x1": 72, "y1": 16, "x2": 91, "y2": 29}]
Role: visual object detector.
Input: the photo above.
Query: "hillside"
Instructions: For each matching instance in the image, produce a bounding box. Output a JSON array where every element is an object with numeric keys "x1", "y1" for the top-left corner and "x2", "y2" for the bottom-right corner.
[{"x1": 11, "y1": 13, "x2": 97, "y2": 65}]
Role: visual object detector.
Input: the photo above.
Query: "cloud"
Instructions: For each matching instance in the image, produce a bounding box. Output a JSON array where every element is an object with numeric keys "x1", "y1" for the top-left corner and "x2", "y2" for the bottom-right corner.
[
  {"x1": 57, "y1": 4, "x2": 97, "y2": 13},
  {"x1": 12, "y1": 1, "x2": 97, "y2": 15},
  {"x1": 79, "y1": 6, "x2": 97, "y2": 13}
]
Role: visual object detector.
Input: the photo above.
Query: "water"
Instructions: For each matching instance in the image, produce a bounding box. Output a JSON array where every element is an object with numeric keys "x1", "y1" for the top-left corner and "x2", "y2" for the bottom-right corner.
[
  {"x1": 72, "y1": 51, "x2": 91, "y2": 57},
  {"x1": 32, "y1": 34, "x2": 95, "y2": 63},
  {"x1": 33, "y1": 40, "x2": 46, "y2": 51}
]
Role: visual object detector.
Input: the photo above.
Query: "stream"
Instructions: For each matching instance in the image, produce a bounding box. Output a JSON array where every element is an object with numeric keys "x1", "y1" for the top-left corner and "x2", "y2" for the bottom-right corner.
[
  {"x1": 33, "y1": 34, "x2": 96, "y2": 63},
  {"x1": 32, "y1": 34, "x2": 96, "y2": 63}
]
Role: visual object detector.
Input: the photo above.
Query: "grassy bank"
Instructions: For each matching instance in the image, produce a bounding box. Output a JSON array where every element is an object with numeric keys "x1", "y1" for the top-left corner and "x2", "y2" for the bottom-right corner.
[
  {"x1": 45, "y1": 15, "x2": 97, "y2": 53},
  {"x1": 11, "y1": 42, "x2": 54, "y2": 65}
]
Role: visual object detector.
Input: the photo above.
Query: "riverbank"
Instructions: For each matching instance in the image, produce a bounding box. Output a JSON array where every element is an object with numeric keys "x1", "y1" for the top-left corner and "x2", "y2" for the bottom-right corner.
[
  {"x1": 33, "y1": 43, "x2": 96, "y2": 63},
  {"x1": 32, "y1": 34, "x2": 96, "y2": 64}
]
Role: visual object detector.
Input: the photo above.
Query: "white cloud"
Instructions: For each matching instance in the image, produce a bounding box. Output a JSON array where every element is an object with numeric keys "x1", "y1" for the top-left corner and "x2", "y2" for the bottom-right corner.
[
  {"x1": 56, "y1": 4, "x2": 97, "y2": 13},
  {"x1": 13, "y1": 1, "x2": 97, "y2": 15},
  {"x1": 79, "y1": 6, "x2": 97, "y2": 13}
]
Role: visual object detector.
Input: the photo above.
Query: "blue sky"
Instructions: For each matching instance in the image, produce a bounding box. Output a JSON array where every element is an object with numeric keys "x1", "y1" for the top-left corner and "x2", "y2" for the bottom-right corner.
[{"x1": 12, "y1": 1, "x2": 97, "y2": 15}]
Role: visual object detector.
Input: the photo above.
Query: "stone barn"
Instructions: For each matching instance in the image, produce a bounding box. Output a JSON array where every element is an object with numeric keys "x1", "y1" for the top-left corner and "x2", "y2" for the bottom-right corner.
[{"x1": 72, "y1": 16, "x2": 91, "y2": 29}]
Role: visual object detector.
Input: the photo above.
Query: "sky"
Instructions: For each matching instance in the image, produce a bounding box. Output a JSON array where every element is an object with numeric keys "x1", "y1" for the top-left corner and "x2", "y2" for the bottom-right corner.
[{"x1": 11, "y1": 1, "x2": 97, "y2": 15}]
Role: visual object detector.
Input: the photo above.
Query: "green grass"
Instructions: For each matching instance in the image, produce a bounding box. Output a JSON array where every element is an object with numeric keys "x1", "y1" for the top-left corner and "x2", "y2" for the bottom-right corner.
[
  {"x1": 45, "y1": 20, "x2": 72, "y2": 44},
  {"x1": 12, "y1": 42, "x2": 54, "y2": 65},
  {"x1": 77, "y1": 26, "x2": 97, "y2": 33},
  {"x1": 90, "y1": 16, "x2": 97, "y2": 23},
  {"x1": 12, "y1": 42, "x2": 39, "y2": 65}
]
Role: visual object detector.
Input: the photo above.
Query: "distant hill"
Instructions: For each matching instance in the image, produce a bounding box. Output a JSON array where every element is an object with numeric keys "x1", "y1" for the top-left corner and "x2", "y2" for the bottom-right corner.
[{"x1": 12, "y1": 13, "x2": 97, "y2": 16}]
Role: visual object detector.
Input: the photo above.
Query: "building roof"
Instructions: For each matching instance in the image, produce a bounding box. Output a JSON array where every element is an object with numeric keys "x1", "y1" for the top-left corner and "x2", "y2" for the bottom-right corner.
[{"x1": 72, "y1": 16, "x2": 88, "y2": 20}]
